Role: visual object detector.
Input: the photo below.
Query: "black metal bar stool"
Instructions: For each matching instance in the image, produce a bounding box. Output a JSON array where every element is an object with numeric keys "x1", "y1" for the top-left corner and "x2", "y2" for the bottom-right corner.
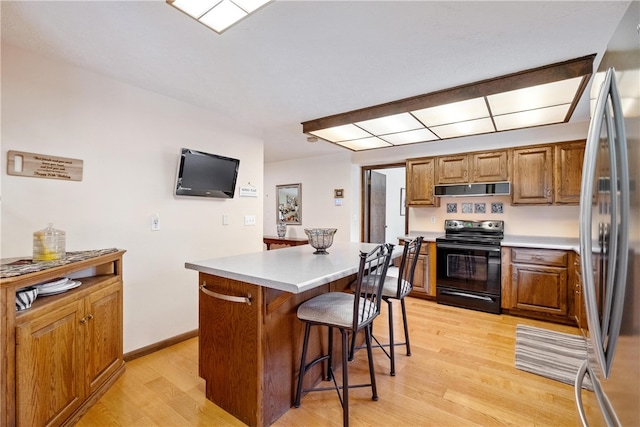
[
  {"x1": 294, "y1": 243, "x2": 393, "y2": 427},
  {"x1": 351, "y1": 236, "x2": 423, "y2": 376}
]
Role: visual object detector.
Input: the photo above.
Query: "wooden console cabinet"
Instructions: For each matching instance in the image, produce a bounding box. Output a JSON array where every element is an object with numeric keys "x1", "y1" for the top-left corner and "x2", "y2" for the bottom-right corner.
[{"x1": 1, "y1": 249, "x2": 125, "y2": 427}]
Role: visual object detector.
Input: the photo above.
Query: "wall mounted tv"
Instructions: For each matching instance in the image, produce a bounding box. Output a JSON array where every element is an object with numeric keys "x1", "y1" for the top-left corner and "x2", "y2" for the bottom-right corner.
[{"x1": 175, "y1": 148, "x2": 240, "y2": 199}]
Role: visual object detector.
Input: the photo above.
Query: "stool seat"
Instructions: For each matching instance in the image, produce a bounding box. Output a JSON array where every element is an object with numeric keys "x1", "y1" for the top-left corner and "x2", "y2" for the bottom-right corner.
[{"x1": 297, "y1": 292, "x2": 377, "y2": 328}]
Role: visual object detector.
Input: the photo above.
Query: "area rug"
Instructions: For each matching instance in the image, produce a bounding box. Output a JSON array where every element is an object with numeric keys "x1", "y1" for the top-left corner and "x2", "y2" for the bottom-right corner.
[{"x1": 515, "y1": 324, "x2": 593, "y2": 390}]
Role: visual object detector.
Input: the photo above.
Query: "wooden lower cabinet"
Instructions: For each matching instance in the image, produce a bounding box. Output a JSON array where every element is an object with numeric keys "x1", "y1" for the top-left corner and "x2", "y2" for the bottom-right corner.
[
  {"x1": 397, "y1": 240, "x2": 436, "y2": 299},
  {"x1": 1, "y1": 250, "x2": 125, "y2": 427},
  {"x1": 503, "y1": 247, "x2": 575, "y2": 324},
  {"x1": 570, "y1": 254, "x2": 588, "y2": 331}
]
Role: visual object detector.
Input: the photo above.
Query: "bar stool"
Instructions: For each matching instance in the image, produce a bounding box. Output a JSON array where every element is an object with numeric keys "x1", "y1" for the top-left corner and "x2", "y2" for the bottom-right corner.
[
  {"x1": 351, "y1": 236, "x2": 423, "y2": 376},
  {"x1": 294, "y1": 243, "x2": 393, "y2": 427}
]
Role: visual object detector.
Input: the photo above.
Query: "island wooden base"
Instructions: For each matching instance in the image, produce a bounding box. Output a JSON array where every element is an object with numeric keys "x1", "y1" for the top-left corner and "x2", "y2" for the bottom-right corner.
[{"x1": 198, "y1": 272, "x2": 356, "y2": 427}]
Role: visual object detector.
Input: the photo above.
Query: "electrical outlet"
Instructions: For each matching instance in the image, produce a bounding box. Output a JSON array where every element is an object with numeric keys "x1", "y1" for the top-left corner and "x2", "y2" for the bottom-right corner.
[
  {"x1": 151, "y1": 214, "x2": 160, "y2": 231},
  {"x1": 244, "y1": 215, "x2": 256, "y2": 226},
  {"x1": 430, "y1": 216, "x2": 436, "y2": 224}
]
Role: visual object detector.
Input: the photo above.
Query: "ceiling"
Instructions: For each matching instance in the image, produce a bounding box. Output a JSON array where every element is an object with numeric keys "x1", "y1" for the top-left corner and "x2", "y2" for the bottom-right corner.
[{"x1": 1, "y1": 1, "x2": 631, "y2": 163}]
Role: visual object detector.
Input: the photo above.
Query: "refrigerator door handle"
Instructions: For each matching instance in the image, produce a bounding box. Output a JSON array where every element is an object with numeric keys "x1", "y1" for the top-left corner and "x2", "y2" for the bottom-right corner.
[
  {"x1": 580, "y1": 68, "x2": 613, "y2": 376},
  {"x1": 575, "y1": 360, "x2": 622, "y2": 427},
  {"x1": 575, "y1": 361, "x2": 590, "y2": 427},
  {"x1": 602, "y1": 67, "x2": 631, "y2": 375}
]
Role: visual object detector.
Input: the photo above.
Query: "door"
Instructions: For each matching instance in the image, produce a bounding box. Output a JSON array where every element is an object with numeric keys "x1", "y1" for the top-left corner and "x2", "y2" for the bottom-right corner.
[{"x1": 366, "y1": 170, "x2": 386, "y2": 243}]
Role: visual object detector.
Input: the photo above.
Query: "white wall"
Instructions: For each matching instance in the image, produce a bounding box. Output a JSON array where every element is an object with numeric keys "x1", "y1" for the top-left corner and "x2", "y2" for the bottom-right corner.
[
  {"x1": 263, "y1": 153, "x2": 354, "y2": 243},
  {"x1": 1, "y1": 45, "x2": 264, "y2": 352}
]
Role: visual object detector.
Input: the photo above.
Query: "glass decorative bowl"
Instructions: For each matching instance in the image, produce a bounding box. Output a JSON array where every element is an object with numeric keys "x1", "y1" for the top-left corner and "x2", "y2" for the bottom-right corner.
[{"x1": 304, "y1": 228, "x2": 337, "y2": 255}]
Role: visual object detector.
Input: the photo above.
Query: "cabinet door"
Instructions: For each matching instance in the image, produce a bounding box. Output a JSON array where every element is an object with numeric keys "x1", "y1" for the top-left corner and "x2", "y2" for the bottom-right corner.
[
  {"x1": 411, "y1": 255, "x2": 428, "y2": 296},
  {"x1": 406, "y1": 157, "x2": 439, "y2": 206},
  {"x1": 554, "y1": 140, "x2": 585, "y2": 204},
  {"x1": 471, "y1": 150, "x2": 509, "y2": 182},
  {"x1": 511, "y1": 264, "x2": 568, "y2": 316},
  {"x1": 511, "y1": 146, "x2": 553, "y2": 204},
  {"x1": 84, "y1": 280, "x2": 123, "y2": 395},
  {"x1": 437, "y1": 154, "x2": 469, "y2": 184},
  {"x1": 16, "y1": 299, "x2": 85, "y2": 427}
]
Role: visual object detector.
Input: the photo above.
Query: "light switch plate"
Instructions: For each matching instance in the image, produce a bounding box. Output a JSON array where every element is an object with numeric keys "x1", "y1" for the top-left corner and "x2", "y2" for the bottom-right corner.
[{"x1": 244, "y1": 215, "x2": 256, "y2": 226}]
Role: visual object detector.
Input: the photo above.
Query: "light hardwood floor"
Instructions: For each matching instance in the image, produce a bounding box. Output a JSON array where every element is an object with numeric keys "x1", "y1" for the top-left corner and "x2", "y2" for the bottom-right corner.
[{"x1": 77, "y1": 298, "x2": 601, "y2": 426}]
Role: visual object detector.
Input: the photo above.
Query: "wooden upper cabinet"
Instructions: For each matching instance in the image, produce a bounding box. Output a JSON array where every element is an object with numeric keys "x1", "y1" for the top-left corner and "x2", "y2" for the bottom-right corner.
[
  {"x1": 406, "y1": 157, "x2": 440, "y2": 206},
  {"x1": 472, "y1": 150, "x2": 509, "y2": 182},
  {"x1": 554, "y1": 140, "x2": 586, "y2": 204},
  {"x1": 437, "y1": 154, "x2": 469, "y2": 184},
  {"x1": 511, "y1": 145, "x2": 554, "y2": 205},
  {"x1": 437, "y1": 150, "x2": 509, "y2": 184}
]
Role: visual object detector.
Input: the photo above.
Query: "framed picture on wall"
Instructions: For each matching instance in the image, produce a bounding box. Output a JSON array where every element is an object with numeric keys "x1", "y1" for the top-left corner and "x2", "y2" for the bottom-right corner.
[{"x1": 276, "y1": 183, "x2": 302, "y2": 224}]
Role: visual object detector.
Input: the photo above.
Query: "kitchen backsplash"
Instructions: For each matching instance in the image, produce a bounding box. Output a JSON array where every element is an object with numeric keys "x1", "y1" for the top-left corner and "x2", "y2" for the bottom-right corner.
[{"x1": 409, "y1": 195, "x2": 580, "y2": 237}]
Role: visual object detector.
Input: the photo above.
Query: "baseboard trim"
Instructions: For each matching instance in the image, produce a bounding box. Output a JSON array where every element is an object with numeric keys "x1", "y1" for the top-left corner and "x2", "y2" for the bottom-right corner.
[{"x1": 124, "y1": 329, "x2": 199, "y2": 362}]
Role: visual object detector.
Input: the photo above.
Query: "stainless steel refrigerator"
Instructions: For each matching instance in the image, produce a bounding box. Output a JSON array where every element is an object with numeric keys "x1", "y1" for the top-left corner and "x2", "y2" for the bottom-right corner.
[{"x1": 575, "y1": 2, "x2": 639, "y2": 426}]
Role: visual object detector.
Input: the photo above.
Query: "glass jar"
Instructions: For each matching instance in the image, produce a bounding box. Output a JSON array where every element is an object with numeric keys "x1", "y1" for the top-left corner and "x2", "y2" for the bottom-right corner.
[{"x1": 33, "y1": 223, "x2": 66, "y2": 261}]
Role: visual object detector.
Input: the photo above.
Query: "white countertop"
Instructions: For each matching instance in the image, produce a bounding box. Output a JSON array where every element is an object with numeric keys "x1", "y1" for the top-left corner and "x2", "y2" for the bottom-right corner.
[
  {"x1": 502, "y1": 235, "x2": 580, "y2": 251},
  {"x1": 401, "y1": 232, "x2": 580, "y2": 251},
  {"x1": 400, "y1": 231, "x2": 443, "y2": 242},
  {"x1": 185, "y1": 242, "x2": 401, "y2": 294}
]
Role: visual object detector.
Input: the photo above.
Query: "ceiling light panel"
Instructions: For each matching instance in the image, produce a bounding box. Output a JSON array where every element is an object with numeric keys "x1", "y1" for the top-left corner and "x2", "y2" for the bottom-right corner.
[
  {"x1": 412, "y1": 97, "x2": 489, "y2": 127},
  {"x1": 493, "y1": 104, "x2": 571, "y2": 131},
  {"x1": 233, "y1": 0, "x2": 271, "y2": 13},
  {"x1": 430, "y1": 117, "x2": 495, "y2": 139},
  {"x1": 309, "y1": 124, "x2": 372, "y2": 143},
  {"x1": 487, "y1": 77, "x2": 583, "y2": 115},
  {"x1": 167, "y1": 0, "x2": 272, "y2": 34},
  {"x1": 338, "y1": 137, "x2": 391, "y2": 151},
  {"x1": 380, "y1": 128, "x2": 440, "y2": 145},
  {"x1": 200, "y1": 0, "x2": 247, "y2": 33},
  {"x1": 169, "y1": 0, "x2": 219, "y2": 18},
  {"x1": 355, "y1": 113, "x2": 423, "y2": 135}
]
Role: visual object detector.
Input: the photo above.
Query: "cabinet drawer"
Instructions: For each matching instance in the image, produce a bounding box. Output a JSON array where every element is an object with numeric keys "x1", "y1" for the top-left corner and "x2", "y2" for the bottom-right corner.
[{"x1": 511, "y1": 248, "x2": 567, "y2": 267}]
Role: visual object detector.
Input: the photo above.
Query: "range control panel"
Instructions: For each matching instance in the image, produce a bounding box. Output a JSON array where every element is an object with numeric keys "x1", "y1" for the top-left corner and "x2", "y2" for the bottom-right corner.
[{"x1": 444, "y1": 220, "x2": 504, "y2": 232}]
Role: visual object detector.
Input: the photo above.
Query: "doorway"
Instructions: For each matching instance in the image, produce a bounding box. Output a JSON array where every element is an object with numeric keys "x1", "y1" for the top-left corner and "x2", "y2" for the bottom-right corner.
[{"x1": 361, "y1": 163, "x2": 407, "y2": 243}]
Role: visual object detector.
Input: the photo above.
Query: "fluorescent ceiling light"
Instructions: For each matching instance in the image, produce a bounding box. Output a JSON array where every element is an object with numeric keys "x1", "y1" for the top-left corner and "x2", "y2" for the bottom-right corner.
[
  {"x1": 309, "y1": 124, "x2": 371, "y2": 142},
  {"x1": 412, "y1": 97, "x2": 489, "y2": 127},
  {"x1": 487, "y1": 77, "x2": 583, "y2": 115},
  {"x1": 302, "y1": 55, "x2": 594, "y2": 152},
  {"x1": 430, "y1": 117, "x2": 495, "y2": 139},
  {"x1": 380, "y1": 128, "x2": 439, "y2": 145},
  {"x1": 493, "y1": 104, "x2": 571, "y2": 131},
  {"x1": 338, "y1": 137, "x2": 391, "y2": 151},
  {"x1": 356, "y1": 113, "x2": 423, "y2": 135},
  {"x1": 167, "y1": 0, "x2": 272, "y2": 34}
]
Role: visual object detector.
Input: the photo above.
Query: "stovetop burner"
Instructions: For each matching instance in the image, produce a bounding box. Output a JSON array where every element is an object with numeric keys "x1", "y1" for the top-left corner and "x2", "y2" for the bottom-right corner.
[{"x1": 437, "y1": 219, "x2": 504, "y2": 245}]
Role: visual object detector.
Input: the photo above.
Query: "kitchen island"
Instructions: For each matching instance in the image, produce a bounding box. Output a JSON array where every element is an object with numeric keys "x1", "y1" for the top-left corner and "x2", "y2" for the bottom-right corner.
[{"x1": 185, "y1": 242, "x2": 397, "y2": 427}]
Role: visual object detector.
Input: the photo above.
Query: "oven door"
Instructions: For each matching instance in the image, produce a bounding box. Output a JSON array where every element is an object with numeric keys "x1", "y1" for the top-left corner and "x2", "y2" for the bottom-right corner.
[{"x1": 436, "y1": 242, "x2": 502, "y2": 313}]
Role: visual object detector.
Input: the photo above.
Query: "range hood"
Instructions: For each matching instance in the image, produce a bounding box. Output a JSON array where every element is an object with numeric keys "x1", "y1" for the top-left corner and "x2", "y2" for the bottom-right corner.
[{"x1": 434, "y1": 182, "x2": 511, "y2": 197}]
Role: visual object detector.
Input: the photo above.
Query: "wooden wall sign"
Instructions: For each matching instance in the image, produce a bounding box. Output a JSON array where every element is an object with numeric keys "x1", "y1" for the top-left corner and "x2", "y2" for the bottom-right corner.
[{"x1": 6, "y1": 150, "x2": 83, "y2": 182}]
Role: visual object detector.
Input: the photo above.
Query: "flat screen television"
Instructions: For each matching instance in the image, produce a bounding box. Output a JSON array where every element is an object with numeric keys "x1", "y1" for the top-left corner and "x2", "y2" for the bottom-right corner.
[{"x1": 175, "y1": 148, "x2": 240, "y2": 198}]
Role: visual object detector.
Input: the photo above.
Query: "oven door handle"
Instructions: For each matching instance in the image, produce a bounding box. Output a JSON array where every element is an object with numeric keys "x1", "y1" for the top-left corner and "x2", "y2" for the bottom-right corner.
[
  {"x1": 436, "y1": 242, "x2": 501, "y2": 252},
  {"x1": 439, "y1": 290, "x2": 495, "y2": 301}
]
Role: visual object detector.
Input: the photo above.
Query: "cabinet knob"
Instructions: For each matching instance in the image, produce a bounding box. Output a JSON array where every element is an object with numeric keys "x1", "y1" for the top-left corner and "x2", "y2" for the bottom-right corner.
[
  {"x1": 80, "y1": 317, "x2": 87, "y2": 324},
  {"x1": 87, "y1": 314, "x2": 94, "y2": 321}
]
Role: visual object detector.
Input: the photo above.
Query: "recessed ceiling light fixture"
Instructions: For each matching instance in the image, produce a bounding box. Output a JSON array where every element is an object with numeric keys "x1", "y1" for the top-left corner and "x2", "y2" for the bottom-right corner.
[
  {"x1": 302, "y1": 55, "x2": 595, "y2": 152},
  {"x1": 167, "y1": 0, "x2": 273, "y2": 34}
]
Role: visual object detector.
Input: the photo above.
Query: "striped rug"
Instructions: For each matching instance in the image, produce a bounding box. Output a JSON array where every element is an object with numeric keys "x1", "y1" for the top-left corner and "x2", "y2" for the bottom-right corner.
[{"x1": 515, "y1": 324, "x2": 593, "y2": 390}]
